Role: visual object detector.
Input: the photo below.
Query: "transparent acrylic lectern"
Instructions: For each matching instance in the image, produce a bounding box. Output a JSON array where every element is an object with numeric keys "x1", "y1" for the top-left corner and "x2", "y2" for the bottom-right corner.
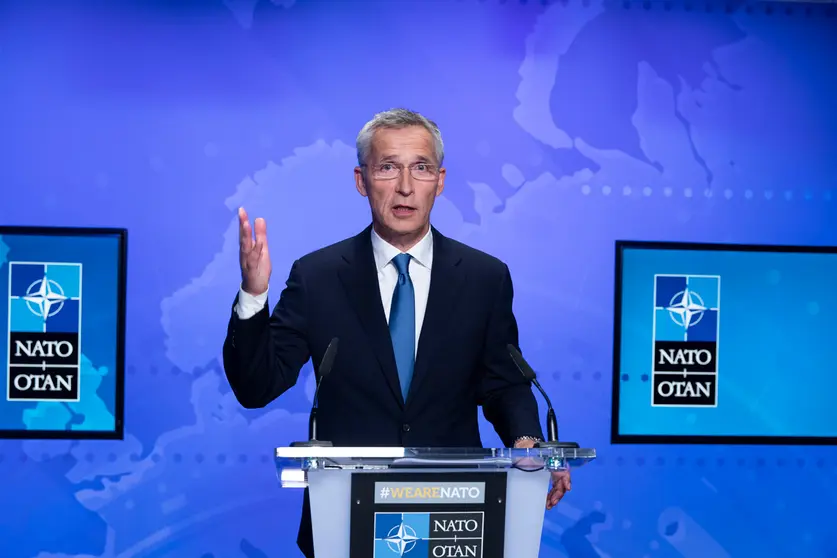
[{"x1": 275, "y1": 445, "x2": 596, "y2": 558}]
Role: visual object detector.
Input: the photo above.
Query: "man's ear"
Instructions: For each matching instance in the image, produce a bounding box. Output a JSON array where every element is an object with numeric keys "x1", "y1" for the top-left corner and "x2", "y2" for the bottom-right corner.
[{"x1": 354, "y1": 166, "x2": 368, "y2": 197}]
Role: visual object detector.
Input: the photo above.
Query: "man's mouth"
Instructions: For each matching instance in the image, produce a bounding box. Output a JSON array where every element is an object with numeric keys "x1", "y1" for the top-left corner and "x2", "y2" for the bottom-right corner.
[{"x1": 392, "y1": 205, "x2": 416, "y2": 216}]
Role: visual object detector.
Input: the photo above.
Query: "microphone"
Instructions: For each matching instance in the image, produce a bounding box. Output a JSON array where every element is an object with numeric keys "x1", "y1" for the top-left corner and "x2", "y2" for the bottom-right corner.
[
  {"x1": 291, "y1": 337, "x2": 339, "y2": 448},
  {"x1": 508, "y1": 344, "x2": 579, "y2": 449}
]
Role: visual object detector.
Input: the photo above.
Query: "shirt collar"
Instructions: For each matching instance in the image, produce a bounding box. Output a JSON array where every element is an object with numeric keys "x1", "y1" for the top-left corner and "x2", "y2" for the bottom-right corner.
[{"x1": 371, "y1": 226, "x2": 434, "y2": 272}]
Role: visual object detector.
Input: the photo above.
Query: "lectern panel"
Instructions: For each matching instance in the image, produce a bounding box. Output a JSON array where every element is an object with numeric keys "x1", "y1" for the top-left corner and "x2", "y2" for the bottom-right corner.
[{"x1": 349, "y1": 471, "x2": 507, "y2": 558}]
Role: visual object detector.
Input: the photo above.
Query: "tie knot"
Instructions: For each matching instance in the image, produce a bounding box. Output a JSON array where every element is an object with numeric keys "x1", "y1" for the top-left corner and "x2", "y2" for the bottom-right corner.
[{"x1": 392, "y1": 253, "x2": 411, "y2": 275}]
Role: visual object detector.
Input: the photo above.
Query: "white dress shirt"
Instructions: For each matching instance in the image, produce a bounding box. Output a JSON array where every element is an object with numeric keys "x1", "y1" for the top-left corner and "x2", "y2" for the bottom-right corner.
[{"x1": 235, "y1": 227, "x2": 433, "y2": 355}]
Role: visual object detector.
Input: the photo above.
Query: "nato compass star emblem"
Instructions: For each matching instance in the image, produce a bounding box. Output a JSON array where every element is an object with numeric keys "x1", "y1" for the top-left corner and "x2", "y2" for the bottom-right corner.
[
  {"x1": 385, "y1": 522, "x2": 419, "y2": 555},
  {"x1": 23, "y1": 276, "x2": 67, "y2": 320},
  {"x1": 666, "y1": 288, "x2": 706, "y2": 328}
]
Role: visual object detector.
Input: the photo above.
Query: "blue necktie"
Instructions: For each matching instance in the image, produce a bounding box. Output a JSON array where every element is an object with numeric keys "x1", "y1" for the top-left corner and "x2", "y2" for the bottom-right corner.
[{"x1": 389, "y1": 253, "x2": 415, "y2": 402}]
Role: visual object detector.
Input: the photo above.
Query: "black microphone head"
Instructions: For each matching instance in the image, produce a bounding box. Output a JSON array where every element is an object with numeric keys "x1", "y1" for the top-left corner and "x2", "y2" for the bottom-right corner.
[
  {"x1": 319, "y1": 337, "x2": 339, "y2": 379},
  {"x1": 507, "y1": 344, "x2": 537, "y2": 381}
]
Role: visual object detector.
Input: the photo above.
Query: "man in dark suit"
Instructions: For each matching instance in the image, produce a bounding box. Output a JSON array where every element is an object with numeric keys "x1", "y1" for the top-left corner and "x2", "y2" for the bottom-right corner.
[{"x1": 222, "y1": 108, "x2": 571, "y2": 557}]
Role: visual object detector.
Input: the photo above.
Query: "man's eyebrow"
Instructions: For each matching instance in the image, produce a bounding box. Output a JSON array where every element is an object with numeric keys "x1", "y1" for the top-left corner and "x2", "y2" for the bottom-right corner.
[{"x1": 376, "y1": 154, "x2": 435, "y2": 164}]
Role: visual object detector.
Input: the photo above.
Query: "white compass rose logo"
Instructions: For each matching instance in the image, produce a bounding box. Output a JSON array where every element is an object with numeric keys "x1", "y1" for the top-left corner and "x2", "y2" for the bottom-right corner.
[
  {"x1": 384, "y1": 522, "x2": 419, "y2": 555},
  {"x1": 23, "y1": 276, "x2": 68, "y2": 320},
  {"x1": 666, "y1": 288, "x2": 706, "y2": 328}
]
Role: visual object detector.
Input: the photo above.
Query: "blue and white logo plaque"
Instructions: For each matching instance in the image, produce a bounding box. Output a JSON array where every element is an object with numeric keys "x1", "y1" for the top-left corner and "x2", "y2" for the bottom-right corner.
[
  {"x1": 652, "y1": 274, "x2": 721, "y2": 407},
  {"x1": 7, "y1": 261, "x2": 83, "y2": 402}
]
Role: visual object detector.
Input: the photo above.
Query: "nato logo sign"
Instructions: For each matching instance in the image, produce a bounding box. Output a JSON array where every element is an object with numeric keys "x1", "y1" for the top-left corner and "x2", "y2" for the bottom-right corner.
[
  {"x1": 374, "y1": 512, "x2": 484, "y2": 557},
  {"x1": 652, "y1": 274, "x2": 720, "y2": 407},
  {"x1": 351, "y1": 472, "x2": 506, "y2": 558},
  {"x1": 0, "y1": 226, "x2": 126, "y2": 440},
  {"x1": 8, "y1": 262, "x2": 82, "y2": 401}
]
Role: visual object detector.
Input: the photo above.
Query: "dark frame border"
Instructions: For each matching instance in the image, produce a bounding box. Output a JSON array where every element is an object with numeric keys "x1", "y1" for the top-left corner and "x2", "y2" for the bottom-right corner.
[
  {"x1": 611, "y1": 239, "x2": 837, "y2": 446},
  {"x1": 0, "y1": 225, "x2": 127, "y2": 440}
]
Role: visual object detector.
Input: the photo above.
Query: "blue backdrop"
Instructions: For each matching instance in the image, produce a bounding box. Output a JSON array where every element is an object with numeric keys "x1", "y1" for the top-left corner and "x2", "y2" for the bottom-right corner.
[{"x1": 1, "y1": 0, "x2": 836, "y2": 556}]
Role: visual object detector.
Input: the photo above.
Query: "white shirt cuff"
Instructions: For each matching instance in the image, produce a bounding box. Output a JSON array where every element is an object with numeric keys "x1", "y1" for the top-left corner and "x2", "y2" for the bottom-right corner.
[{"x1": 235, "y1": 284, "x2": 268, "y2": 319}]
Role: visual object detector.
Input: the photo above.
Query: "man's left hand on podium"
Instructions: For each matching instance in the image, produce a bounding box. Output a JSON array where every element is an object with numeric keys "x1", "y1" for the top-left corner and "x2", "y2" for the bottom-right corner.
[{"x1": 513, "y1": 438, "x2": 572, "y2": 510}]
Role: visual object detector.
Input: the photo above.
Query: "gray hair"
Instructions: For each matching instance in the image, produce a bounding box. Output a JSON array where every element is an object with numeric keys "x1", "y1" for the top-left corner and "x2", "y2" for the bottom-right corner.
[{"x1": 356, "y1": 108, "x2": 445, "y2": 166}]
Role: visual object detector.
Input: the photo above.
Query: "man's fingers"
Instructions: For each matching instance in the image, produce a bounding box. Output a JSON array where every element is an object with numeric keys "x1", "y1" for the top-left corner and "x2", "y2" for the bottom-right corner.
[
  {"x1": 255, "y1": 235, "x2": 268, "y2": 264},
  {"x1": 544, "y1": 472, "x2": 570, "y2": 510},
  {"x1": 239, "y1": 209, "x2": 270, "y2": 260},
  {"x1": 241, "y1": 223, "x2": 253, "y2": 252},
  {"x1": 238, "y1": 207, "x2": 253, "y2": 251},
  {"x1": 554, "y1": 471, "x2": 571, "y2": 491},
  {"x1": 259, "y1": 235, "x2": 270, "y2": 262},
  {"x1": 546, "y1": 490, "x2": 558, "y2": 509},
  {"x1": 546, "y1": 486, "x2": 563, "y2": 509},
  {"x1": 254, "y1": 217, "x2": 267, "y2": 245}
]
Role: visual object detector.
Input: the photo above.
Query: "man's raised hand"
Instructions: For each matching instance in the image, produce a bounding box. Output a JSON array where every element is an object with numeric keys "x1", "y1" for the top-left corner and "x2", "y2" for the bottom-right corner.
[{"x1": 238, "y1": 207, "x2": 271, "y2": 296}]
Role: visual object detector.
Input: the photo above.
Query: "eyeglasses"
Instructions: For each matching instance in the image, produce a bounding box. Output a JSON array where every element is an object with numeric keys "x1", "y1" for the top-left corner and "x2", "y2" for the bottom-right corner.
[{"x1": 362, "y1": 162, "x2": 439, "y2": 181}]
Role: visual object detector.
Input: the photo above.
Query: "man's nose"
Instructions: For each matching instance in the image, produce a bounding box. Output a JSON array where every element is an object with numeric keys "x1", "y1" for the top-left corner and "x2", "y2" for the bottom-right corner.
[{"x1": 395, "y1": 171, "x2": 414, "y2": 195}]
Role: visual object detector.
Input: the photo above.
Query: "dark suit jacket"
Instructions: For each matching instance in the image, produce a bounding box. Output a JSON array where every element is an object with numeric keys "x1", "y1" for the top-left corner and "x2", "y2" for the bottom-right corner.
[{"x1": 222, "y1": 224, "x2": 544, "y2": 557}]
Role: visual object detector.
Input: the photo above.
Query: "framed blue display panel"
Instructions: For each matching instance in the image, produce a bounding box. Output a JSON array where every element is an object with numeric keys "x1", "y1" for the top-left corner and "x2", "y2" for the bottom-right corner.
[
  {"x1": 612, "y1": 239, "x2": 837, "y2": 445},
  {"x1": 0, "y1": 226, "x2": 126, "y2": 439}
]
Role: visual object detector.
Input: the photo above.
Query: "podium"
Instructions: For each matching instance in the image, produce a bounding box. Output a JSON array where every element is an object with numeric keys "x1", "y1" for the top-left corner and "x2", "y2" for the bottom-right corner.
[{"x1": 275, "y1": 445, "x2": 596, "y2": 557}]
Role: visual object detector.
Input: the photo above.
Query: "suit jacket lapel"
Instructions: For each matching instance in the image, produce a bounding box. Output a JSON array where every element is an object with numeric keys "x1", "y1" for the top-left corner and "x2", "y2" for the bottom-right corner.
[
  {"x1": 408, "y1": 228, "x2": 465, "y2": 404},
  {"x1": 338, "y1": 226, "x2": 405, "y2": 407}
]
